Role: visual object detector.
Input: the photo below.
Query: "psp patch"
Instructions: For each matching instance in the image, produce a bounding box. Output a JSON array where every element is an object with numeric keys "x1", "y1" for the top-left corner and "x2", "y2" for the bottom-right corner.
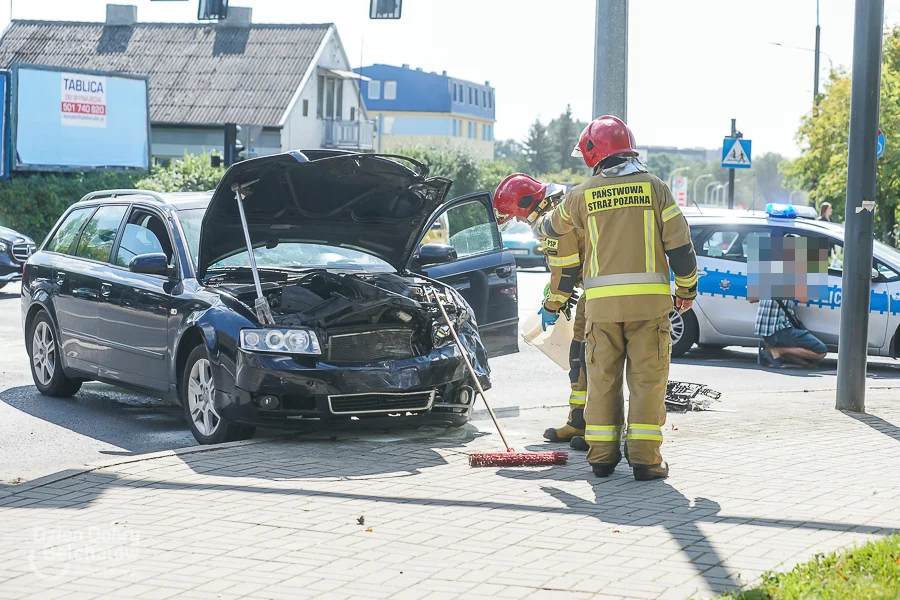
[
  {"x1": 544, "y1": 238, "x2": 559, "y2": 255},
  {"x1": 585, "y1": 182, "x2": 653, "y2": 214}
]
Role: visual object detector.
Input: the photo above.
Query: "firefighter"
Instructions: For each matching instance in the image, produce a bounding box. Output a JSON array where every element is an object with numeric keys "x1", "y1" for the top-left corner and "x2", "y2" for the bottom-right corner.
[
  {"x1": 532, "y1": 116, "x2": 698, "y2": 481},
  {"x1": 494, "y1": 174, "x2": 588, "y2": 447}
]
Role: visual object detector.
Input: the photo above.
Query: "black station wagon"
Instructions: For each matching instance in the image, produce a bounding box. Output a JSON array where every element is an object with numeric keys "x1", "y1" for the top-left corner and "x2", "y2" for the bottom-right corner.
[{"x1": 22, "y1": 151, "x2": 519, "y2": 444}]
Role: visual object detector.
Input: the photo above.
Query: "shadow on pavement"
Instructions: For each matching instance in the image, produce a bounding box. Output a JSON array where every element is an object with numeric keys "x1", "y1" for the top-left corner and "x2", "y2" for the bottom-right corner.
[{"x1": 842, "y1": 411, "x2": 900, "y2": 443}]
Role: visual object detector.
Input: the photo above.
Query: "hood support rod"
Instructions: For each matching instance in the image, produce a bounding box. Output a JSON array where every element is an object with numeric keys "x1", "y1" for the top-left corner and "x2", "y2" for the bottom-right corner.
[{"x1": 232, "y1": 181, "x2": 274, "y2": 325}]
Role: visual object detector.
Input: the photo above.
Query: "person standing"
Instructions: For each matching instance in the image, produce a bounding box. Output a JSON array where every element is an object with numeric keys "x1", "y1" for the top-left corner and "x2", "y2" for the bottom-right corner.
[
  {"x1": 532, "y1": 116, "x2": 698, "y2": 481},
  {"x1": 818, "y1": 202, "x2": 833, "y2": 222},
  {"x1": 493, "y1": 174, "x2": 588, "y2": 446}
]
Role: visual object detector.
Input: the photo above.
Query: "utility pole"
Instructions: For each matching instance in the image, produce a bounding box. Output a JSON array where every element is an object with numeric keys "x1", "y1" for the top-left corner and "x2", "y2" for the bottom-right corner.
[
  {"x1": 727, "y1": 119, "x2": 736, "y2": 209},
  {"x1": 593, "y1": 0, "x2": 628, "y2": 120},
  {"x1": 836, "y1": 0, "x2": 884, "y2": 413},
  {"x1": 814, "y1": 0, "x2": 821, "y2": 108}
]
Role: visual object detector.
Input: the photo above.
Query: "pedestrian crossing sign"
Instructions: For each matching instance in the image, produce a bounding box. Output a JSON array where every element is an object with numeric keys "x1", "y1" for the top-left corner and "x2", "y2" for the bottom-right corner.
[{"x1": 721, "y1": 138, "x2": 752, "y2": 169}]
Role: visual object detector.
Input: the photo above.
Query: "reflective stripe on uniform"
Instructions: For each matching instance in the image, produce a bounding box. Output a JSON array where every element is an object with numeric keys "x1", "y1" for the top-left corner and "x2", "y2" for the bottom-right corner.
[
  {"x1": 559, "y1": 202, "x2": 570, "y2": 222},
  {"x1": 583, "y1": 273, "x2": 669, "y2": 288},
  {"x1": 546, "y1": 293, "x2": 569, "y2": 304},
  {"x1": 588, "y1": 217, "x2": 600, "y2": 277},
  {"x1": 662, "y1": 204, "x2": 682, "y2": 222},
  {"x1": 674, "y1": 271, "x2": 698, "y2": 288},
  {"x1": 547, "y1": 253, "x2": 580, "y2": 268},
  {"x1": 626, "y1": 423, "x2": 663, "y2": 442},
  {"x1": 584, "y1": 425, "x2": 620, "y2": 442},
  {"x1": 644, "y1": 210, "x2": 656, "y2": 273},
  {"x1": 584, "y1": 283, "x2": 672, "y2": 299},
  {"x1": 569, "y1": 390, "x2": 587, "y2": 405}
]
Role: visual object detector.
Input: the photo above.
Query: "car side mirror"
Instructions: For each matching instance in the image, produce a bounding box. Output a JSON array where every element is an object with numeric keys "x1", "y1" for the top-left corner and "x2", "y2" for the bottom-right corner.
[
  {"x1": 129, "y1": 253, "x2": 172, "y2": 277},
  {"x1": 872, "y1": 268, "x2": 881, "y2": 281},
  {"x1": 414, "y1": 244, "x2": 457, "y2": 267}
]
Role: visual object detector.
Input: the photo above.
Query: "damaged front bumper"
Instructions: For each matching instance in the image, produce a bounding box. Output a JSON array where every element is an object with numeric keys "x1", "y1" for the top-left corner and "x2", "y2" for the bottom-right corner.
[{"x1": 215, "y1": 342, "x2": 489, "y2": 428}]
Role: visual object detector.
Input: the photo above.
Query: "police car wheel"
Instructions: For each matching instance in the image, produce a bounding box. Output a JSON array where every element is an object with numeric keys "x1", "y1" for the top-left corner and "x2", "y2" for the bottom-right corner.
[{"x1": 669, "y1": 308, "x2": 698, "y2": 358}]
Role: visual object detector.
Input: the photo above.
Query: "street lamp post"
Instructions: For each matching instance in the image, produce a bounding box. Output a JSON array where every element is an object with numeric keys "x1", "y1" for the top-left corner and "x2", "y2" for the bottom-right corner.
[
  {"x1": 693, "y1": 174, "x2": 712, "y2": 206},
  {"x1": 789, "y1": 190, "x2": 801, "y2": 204},
  {"x1": 705, "y1": 181, "x2": 720, "y2": 203},
  {"x1": 667, "y1": 166, "x2": 690, "y2": 191},
  {"x1": 814, "y1": 0, "x2": 821, "y2": 106},
  {"x1": 714, "y1": 184, "x2": 725, "y2": 205}
]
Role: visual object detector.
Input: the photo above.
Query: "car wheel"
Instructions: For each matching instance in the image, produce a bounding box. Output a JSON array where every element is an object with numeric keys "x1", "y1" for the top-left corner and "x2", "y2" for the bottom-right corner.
[
  {"x1": 669, "y1": 308, "x2": 699, "y2": 358},
  {"x1": 28, "y1": 311, "x2": 82, "y2": 397},
  {"x1": 182, "y1": 345, "x2": 255, "y2": 445},
  {"x1": 0, "y1": 282, "x2": 6, "y2": 291}
]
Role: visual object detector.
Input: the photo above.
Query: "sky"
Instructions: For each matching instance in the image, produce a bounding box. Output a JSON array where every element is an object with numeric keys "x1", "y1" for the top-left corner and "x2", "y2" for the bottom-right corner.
[{"x1": 4, "y1": 0, "x2": 900, "y2": 158}]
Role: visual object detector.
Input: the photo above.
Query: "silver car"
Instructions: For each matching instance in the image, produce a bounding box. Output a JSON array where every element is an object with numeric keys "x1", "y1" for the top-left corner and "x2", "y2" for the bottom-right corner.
[{"x1": 669, "y1": 206, "x2": 900, "y2": 358}]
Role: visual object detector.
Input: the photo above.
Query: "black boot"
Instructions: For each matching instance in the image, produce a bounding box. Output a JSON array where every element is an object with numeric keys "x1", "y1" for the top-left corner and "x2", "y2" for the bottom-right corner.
[
  {"x1": 591, "y1": 463, "x2": 617, "y2": 477},
  {"x1": 632, "y1": 462, "x2": 669, "y2": 481},
  {"x1": 570, "y1": 436, "x2": 589, "y2": 451}
]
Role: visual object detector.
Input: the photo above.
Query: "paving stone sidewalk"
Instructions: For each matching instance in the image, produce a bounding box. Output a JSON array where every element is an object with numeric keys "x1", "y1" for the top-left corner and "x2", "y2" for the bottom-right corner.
[{"x1": 0, "y1": 387, "x2": 898, "y2": 600}]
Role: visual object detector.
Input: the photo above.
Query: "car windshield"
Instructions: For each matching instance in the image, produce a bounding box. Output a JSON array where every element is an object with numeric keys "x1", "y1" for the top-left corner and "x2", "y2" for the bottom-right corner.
[
  {"x1": 177, "y1": 208, "x2": 394, "y2": 273},
  {"x1": 503, "y1": 222, "x2": 534, "y2": 236}
]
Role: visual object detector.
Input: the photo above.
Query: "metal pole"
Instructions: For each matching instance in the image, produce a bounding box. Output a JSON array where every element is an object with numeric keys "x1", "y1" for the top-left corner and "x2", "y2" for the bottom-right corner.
[
  {"x1": 694, "y1": 174, "x2": 712, "y2": 205},
  {"x1": 727, "y1": 119, "x2": 736, "y2": 209},
  {"x1": 814, "y1": 0, "x2": 821, "y2": 109},
  {"x1": 836, "y1": 0, "x2": 884, "y2": 413},
  {"x1": 705, "y1": 180, "x2": 719, "y2": 203},
  {"x1": 593, "y1": 0, "x2": 628, "y2": 120},
  {"x1": 667, "y1": 166, "x2": 689, "y2": 190}
]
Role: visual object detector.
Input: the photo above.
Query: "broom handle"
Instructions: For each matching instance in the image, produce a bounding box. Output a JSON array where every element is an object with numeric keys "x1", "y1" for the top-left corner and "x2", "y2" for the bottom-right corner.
[{"x1": 429, "y1": 288, "x2": 513, "y2": 451}]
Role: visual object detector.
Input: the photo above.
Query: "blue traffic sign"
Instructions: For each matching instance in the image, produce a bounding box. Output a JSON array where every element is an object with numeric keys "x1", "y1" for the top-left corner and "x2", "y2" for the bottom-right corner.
[
  {"x1": 722, "y1": 138, "x2": 752, "y2": 169},
  {"x1": 877, "y1": 129, "x2": 885, "y2": 159}
]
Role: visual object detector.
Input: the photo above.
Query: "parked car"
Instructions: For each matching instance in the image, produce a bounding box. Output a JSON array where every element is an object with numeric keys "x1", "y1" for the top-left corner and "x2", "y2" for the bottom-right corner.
[
  {"x1": 0, "y1": 225, "x2": 36, "y2": 290},
  {"x1": 22, "y1": 151, "x2": 519, "y2": 444},
  {"x1": 501, "y1": 221, "x2": 548, "y2": 270},
  {"x1": 669, "y1": 204, "x2": 900, "y2": 358}
]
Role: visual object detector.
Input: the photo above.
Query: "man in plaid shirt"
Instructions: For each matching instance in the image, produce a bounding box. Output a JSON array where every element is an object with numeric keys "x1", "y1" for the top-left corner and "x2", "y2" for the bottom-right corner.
[{"x1": 753, "y1": 300, "x2": 827, "y2": 368}]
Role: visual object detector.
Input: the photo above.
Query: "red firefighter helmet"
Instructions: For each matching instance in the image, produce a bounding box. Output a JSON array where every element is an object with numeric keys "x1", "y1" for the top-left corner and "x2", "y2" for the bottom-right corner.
[
  {"x1": 572, "y1": 115, "x2": 638, "y2": 169},
  {"x1": 493, "y1": 174, "x2": 547, "y2": 227}
]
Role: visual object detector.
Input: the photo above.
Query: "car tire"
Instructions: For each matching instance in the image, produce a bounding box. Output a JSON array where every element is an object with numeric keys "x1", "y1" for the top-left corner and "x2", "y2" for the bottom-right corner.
[
  {"x1": 669, "y1": 308, "x2": 699, "y2": 358},
  {"x1": 0, "y1": 282, "x2": 6, "y2": 291},
  {"x1": 182, "y1": 345, "x2": 255, "y2": 445},
  {"x1": 28, "y1": 311, "x2": 82, "y2": 397}
]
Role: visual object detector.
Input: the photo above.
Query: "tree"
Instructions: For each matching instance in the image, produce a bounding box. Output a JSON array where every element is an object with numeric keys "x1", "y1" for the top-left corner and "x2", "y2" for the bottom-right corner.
[
  {"x1": 136, "y1": 152, "x2": 225, "y2": 193},
  {"x1": 547, "y1": 105, "x2": 586, "y2": 173},
  {"x1": 523, "y1": 119, "x2": 554, "y2": 175},
  {"x1": 785, "y1": 25, "x2": 900, "y2": 245}
]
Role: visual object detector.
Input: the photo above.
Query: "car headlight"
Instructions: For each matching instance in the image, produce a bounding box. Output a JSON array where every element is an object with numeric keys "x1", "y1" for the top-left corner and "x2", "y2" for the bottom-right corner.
[
  {"x1": 0, "y1": 241, "x2": 7, "y2": 253},
  {"x1": 240, "y1": 328, "x2": 321, "y2": 355}
]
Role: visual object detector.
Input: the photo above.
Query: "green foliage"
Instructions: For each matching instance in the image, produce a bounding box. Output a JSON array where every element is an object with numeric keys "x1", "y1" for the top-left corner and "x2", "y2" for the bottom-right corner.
[
  {"x1": 785, "y1": 25, "x2": 900, "y2": 245},
  {"x1": 0, "y1": 171, "x2": 139, "y2": 242},
  {"x1": 136, "y1": 152, "x2": 225, "y2": 193},
  {"x1": 478, "y1": 159, "x2": 520, "y2": 194},
  {"x1": 547, "y1": 105, "x2": 587, "y2": 173},
  {"x1": 720, "y1": 535, "x2": 900, "y2": 599},
  {"x1": 393, "y1": 146, "x2": 481, "y2": 198},
  {"x1": 523, "y1": 119, "x2": 554, "y2": 175}
]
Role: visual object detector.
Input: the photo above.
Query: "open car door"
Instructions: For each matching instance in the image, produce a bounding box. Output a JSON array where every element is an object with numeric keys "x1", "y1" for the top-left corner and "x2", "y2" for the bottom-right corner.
[{"x1": 411, "y1": 192, "x2": 519, "y2": 358}]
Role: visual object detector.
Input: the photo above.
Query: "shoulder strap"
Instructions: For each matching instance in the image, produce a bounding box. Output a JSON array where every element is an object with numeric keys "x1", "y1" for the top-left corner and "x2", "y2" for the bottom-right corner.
[{"x1": 775, "y1": 299, "x2": 804, "y2": 330}]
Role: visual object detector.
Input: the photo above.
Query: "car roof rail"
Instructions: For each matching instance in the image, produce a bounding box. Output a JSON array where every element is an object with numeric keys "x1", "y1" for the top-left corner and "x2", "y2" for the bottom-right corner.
[{"x1": 77, "y1": 189, "x2": 169, "y2": 204}]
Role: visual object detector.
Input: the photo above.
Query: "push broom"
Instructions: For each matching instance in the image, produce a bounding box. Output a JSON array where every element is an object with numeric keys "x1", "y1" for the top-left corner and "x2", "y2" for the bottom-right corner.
[{"x1": 428, "y1": 288, "x2": 568, "y2": 468}]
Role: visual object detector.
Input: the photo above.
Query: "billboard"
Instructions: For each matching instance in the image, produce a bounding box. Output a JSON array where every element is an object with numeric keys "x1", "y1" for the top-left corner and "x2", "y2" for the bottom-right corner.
[
  {"x1": 0, "y1": 71, "x2": 9, "y2": 180},
  {"x1": 11, "y1": 63, "x2": 150, "y2": 172}
]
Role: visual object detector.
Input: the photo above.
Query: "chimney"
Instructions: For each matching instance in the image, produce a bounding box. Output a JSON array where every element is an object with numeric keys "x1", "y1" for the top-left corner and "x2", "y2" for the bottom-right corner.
[
  {"x1": 442, "y1": 70, "x2": 447, "y2": 76},
  {"x1": 217, "y1": 6, "x2": 252, "y2": 27},
  {"x1": 415, "y1": 67, "x2": 422, "y2": 71},
  {"x1": 485, "y1": 80, "x2": 490, "y2": 86},
  {"x1": 106, "y1": 4, "x2": 137, "y2": 26},
  {"x1": 401, "y1": 63, "x2": 409, "y2": 69}
]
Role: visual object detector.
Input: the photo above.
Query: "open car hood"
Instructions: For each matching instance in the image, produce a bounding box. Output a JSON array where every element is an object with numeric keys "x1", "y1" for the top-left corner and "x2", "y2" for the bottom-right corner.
[{"x1": 196, "y1": 151, "x2": 452, "y2": 279}]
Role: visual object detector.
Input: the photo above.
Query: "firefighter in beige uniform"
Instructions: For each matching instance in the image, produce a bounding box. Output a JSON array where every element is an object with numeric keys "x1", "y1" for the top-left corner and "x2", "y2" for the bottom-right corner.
[
  {"x1": 533, "y1": 116, "x2": 698, "y2": 480},
  {"x1": 493, "y1": 175, "x2": 588, "y2": 444}
]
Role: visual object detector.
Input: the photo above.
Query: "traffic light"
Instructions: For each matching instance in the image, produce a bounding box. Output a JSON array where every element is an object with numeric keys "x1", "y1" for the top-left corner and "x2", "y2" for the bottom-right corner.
[
  {"x1": 370, "y1": 0, "x2": 401, "y2": 19},
  {"x1": 224, "y1": 123, "x2": 243, "y2": 166}
]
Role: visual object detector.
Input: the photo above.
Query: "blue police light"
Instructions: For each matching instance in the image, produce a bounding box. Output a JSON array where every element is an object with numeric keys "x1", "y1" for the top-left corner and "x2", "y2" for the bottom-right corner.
[{"x1": 766, "y1": 203, "x2": 797, "y2": 219}]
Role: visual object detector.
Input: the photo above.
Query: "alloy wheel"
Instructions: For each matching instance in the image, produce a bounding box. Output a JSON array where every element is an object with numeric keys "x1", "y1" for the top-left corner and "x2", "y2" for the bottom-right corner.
[
  {"x1": 669, "y1": 310, "x2": 685, "y2": 347},
  {"x1": 188, "y1": 358, "x2": 220, "y2": 437},
  {"x1": 32, "y1": 321, "x2": 56, "y2": 386}
]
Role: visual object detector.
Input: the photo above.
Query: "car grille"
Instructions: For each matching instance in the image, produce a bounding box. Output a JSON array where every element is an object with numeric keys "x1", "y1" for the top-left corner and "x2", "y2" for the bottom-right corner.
[
  {"x1": 327, "y1": 328, "x2": 416, "y2": 363},
  {"x1": 328, "y1": 390, "x2": 435, "y2": 415},
  {"x1": 12, "y1": 243, "x2": 32, "y2": 263}
]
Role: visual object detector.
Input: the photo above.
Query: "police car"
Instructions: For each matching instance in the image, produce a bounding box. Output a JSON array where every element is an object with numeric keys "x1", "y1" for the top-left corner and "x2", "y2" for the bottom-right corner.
[{"x1": 669, "y1": 203, "x2": 900, "y2": 358}]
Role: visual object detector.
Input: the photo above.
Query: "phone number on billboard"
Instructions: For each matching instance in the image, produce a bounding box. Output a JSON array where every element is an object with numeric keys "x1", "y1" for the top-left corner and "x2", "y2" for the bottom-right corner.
[{"x1": 61, "y1": 102, "x2": 106, "y2": 115}]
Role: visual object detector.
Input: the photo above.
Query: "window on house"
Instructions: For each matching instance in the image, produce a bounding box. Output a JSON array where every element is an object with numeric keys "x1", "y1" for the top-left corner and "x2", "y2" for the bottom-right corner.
[
  {"x1": 302, "y1": 99, "x2": 309, "y2": 117},
  {"x1": 318, "y1": 76, "x2": 343, "y2": 120},
  {"x1": 368, "y1": 80, "x2": 381, "y2": 100},
  {"x1": 336, "y1": 81, "x2": 343, "y2": 119},
  {"x1": 483, "y1": 90, "x2": 486, "y2": 106},
  {"x1": 468, "y1": 87, "x2": 473, "y2": 104},
  {"x1": 350, "y1": 107, "x2": 356, "y2": 121},
  {"x1": 317, "y1": 76, "x2": 324, "y2": 118},
  {"x1": 468, "y1": 122, "x2": 475, "y2": 139},
  {"x1": 384, "y1": 80, "x2": 397, "y2": 100},
  {"x1": 474, "y1": 90, "x2": 479, "y2": 106},
  {"x1": 452, "y1": 84, "x2": 457, "y2": 102},
  {"x1": 488, "y1": 92, "x2": 493, "y2": 109}
]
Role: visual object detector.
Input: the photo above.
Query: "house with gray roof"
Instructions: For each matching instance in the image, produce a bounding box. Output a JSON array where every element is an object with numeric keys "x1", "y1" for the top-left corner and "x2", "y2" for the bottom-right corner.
[{"x1": 0, "y1": 4, "x2": 374, "y2": 162}]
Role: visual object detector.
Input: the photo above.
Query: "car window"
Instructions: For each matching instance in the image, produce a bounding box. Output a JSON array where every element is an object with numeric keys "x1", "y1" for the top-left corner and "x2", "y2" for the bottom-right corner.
[
  {"x1": 699, "y1": 228, "x2": 770, "y2": 262},
  {"x1": 876, "y1": 260, "x2": 899, "y2": 282},
  {"x1": 115, "y1": 210, "x2": 173, "y2": 268},
  {"x1": 45, "y1": 207, "x2": 93, "y2": 254},
  {"x1": 442, "y1": 201, "x2": 501, "y2": 259},
  {"x1": 74, "y1": 205, "x2": 128, "y2": 263}
]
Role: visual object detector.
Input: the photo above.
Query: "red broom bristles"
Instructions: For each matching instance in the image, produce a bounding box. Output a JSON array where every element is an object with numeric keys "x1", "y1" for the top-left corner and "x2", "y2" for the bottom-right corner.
[{"x1": 469, "y1": 451, "x2": 568, "y2": 468}]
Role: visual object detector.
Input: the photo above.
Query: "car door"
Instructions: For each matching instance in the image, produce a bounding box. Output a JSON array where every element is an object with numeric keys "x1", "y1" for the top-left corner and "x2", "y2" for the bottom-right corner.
[
  {"x1": 98, "y1": 206, "x2": 175, "y2": 392},
  {"x1": 693, "y1": 225, "x2": 771, "y2": 337},
  {"x1": 44, "y1": 206, "x2": 98, "y2": 374},
  {"x1": 414, "y1": 192, "x2": 519, "y2": 358}
]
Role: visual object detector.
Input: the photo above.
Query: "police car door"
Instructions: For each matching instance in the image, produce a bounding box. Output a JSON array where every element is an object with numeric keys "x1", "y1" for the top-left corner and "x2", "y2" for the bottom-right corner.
[
  {"x1": 789, "y1": 233, "x2": 890, "y2": 350},
  {"x1": 694, "y1": 226, "x2": 770, "y2": 337}
]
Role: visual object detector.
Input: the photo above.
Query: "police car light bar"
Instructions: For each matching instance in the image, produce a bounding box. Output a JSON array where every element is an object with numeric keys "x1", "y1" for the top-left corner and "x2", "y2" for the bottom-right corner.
[{"x1": 766, "y1": 203, "x2": 797, "y2": 218}]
